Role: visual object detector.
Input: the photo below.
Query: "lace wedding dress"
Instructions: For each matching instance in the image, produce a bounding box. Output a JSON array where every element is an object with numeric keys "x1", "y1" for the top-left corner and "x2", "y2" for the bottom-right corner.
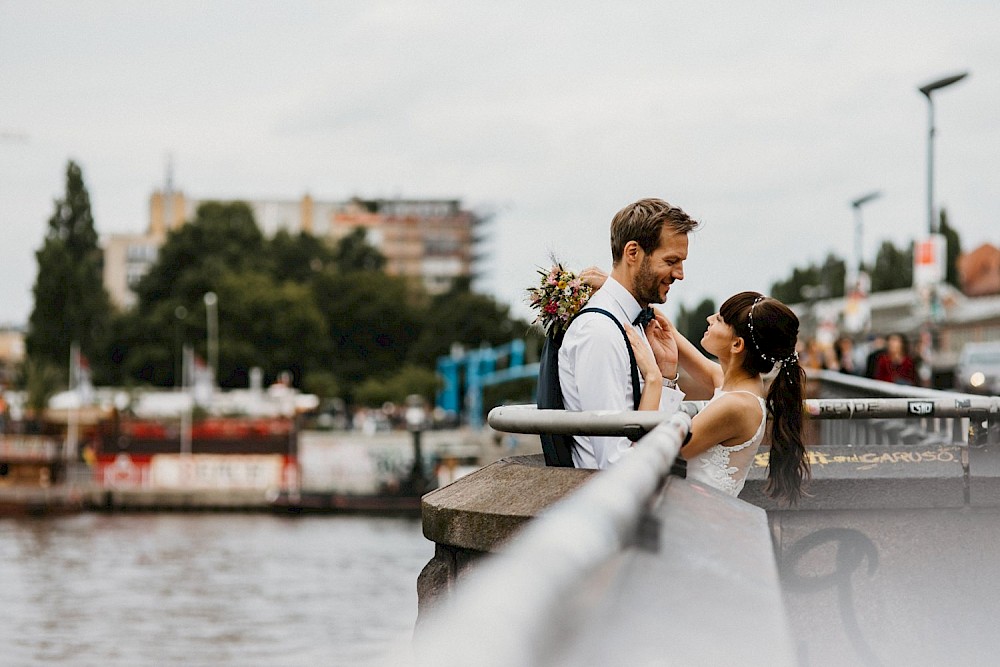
[{"x1": 685, "y1": 389, "x2": 766, "y2": 497}]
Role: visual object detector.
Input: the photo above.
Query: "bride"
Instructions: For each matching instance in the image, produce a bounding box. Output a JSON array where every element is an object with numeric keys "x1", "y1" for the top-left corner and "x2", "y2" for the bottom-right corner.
[{"x1": 627, "y1": 291, "x2": 809, "y2": 504}]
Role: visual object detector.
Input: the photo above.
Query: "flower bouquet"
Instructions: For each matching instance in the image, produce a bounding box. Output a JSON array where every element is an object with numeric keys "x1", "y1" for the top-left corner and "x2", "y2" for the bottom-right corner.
[{"x1": 527, "y1": 262, "x2": 594, "y2": 336}]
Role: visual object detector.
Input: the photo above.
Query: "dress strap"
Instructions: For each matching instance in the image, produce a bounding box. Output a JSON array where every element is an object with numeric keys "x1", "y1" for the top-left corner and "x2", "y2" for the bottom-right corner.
[
  {"x1": 721, "y1": 389, "x2": 764, "y2": 401},
  {"x1": 717, "y1": 389, "x2": 765, "y2": 411}
]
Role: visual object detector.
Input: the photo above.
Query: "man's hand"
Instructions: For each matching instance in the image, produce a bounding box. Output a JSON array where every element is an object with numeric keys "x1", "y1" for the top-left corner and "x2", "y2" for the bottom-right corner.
[{"x1": 645, "y1": 312, "x2": 679, "y2": 380}]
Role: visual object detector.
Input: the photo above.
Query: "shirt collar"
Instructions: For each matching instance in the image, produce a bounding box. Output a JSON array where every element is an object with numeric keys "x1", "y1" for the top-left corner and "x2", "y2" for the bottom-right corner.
[{"x1": 602, "y1": 276, "x2": 643, "y2": 325}]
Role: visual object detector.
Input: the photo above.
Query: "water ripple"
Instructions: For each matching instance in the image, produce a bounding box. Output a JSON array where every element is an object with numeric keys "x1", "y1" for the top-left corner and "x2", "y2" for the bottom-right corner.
[{"x1": 0, "y1": 513, "x2": 431, "y2": 666}]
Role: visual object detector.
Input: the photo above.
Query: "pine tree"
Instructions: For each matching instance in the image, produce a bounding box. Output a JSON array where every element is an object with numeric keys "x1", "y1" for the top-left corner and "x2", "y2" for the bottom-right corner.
[
  {"x1": 770, "y1": 253, "x2": 846, "y2": 303},
  {"x1": 26, "y1": 160, "x2": 113, "y2": 382},
  {"x1": 870, "y1": 240, "x2": 913, "y2": 292},
  {"x1": 676, "y1": 298, "x2": 716, "y2": 355}
]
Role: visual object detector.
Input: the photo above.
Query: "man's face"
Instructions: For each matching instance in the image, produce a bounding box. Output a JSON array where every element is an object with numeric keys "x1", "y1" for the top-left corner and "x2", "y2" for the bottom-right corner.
[{"x1": 632, "y1": 229, "x2": 688, "y2": 306}]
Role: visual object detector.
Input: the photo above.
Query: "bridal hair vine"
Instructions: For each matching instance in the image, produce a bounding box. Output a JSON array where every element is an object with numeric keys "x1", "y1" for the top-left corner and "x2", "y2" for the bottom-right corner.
[
  {"x1": 527, "y1": 262, "x2": 594, "y2": 336},
  {"x1": 747, "y1": 295, "x2": 799, "y2": 369}
]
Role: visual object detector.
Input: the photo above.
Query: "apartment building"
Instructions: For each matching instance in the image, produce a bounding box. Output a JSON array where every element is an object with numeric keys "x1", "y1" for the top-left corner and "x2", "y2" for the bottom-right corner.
[{"x1": 103, "y1": 189, "x2": 486, "y2": 309}]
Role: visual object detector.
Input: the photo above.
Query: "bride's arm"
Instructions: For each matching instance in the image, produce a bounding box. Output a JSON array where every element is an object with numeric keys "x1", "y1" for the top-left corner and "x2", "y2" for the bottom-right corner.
[
  {"x1": 625, "y1": 329, "x2": 663, "y2": 411},
  {"x1": 680, "y1": 395, "x2": 746, "y2": 459},
  {"x1": 656, "y1": 313, "x2": 723, "y2": 390}
]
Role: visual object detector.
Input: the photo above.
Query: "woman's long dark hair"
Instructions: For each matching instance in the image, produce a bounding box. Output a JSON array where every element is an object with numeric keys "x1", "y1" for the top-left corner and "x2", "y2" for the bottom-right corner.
[{"x1": 719, "y1": 291, "x2": 808, "y2": 505}]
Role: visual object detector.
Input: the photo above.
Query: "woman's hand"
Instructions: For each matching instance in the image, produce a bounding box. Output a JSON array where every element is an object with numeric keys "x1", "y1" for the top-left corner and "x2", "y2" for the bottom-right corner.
[
  {"x1": 646, "y1": 312, "x2": 679, "y2": 380},
  {"x1": 579, "y1": 266, "x2": 608, "y2": 291},
  {"x1": 625, "y1": 328, "x2": 663, "y2": 411},
  {"x1": 625, "y1": 328, "x2": 661, "y2": 382}
]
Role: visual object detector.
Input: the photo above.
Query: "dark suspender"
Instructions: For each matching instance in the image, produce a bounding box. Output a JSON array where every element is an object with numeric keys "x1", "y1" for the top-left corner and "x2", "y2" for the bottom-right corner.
[
  {"x1": 577, "y1": 308, "x2": 642, "y2": 410},
  {"x1": 537, "y1": 307, "x2": 645, "y2": 468}
]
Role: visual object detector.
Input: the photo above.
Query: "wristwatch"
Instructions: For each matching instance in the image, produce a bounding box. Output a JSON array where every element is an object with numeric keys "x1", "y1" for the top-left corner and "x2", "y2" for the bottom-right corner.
[{"x1": 662, "y1": 372, "x2": 680, "y2": 389}]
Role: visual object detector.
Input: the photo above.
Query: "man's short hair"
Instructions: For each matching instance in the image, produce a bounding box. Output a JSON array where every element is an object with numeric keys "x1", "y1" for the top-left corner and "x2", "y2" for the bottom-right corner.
[{"x1": 610, "y1": 198, "x2": 700, "y2": 264}]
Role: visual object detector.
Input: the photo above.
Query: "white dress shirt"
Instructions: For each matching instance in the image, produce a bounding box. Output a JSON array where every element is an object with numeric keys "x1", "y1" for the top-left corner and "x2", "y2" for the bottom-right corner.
[{"x1": 558, "y1": 276, "x2": 685, "y2": 469}]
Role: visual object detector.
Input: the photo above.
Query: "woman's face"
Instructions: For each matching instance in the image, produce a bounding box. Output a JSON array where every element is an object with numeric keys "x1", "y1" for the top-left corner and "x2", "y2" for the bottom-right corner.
[
  {"x1": 887, "y1": 335, "x2": 904, "y2": 357},
  {"x1": 702, "y1": 312, "x2": 738, "y2": 357}
]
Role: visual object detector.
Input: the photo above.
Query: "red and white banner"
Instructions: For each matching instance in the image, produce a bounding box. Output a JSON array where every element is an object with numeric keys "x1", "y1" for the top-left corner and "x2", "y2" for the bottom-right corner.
[
  {"x1": 97, "y1": 453, "x2": 292, "y2": 491},
  {"x1": 913, "y1": 234, "x2": 946, "y2": 287}
]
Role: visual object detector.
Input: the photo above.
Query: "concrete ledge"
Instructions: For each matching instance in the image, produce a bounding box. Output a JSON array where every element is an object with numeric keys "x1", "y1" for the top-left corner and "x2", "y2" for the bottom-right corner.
[
  {"x1": 743, "y1": 444, "x2": 966, "y2": 510},
  {"x1": 421, "y1": 454, "x2": 594, "y2": 553},
  {"x1": 417, "y1": 455, "x2": 594, "y2": 622},
  {"x1": 556, "y1": 477, "x2": 794, "y2": 666},
  {"x1": 969, "y1": 445, "x2": 1000, "y2": 507},
  {"x1": 771, "y1": 506, "x2": 1000, "y2": 664},
  {"x1": 415, "y1": 468, "x2": 795, "y2": 666}
]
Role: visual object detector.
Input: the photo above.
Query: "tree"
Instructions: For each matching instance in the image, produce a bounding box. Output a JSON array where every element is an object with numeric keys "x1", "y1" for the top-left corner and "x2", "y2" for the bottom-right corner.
[
  {"x1": 333, "y1": 227, "x2": 386, "y2": 273},
  {"x1": 311, "y1": 268, "x2": 421, "y2": 398},
  {"x1": 118, "y1": 202, "x2": 331, "y2": 389},
  {"x1": 675, "y1": 298, "x2": 716, "y2": 356},
  {"x1": 133, "y1": 201, "x2": 268, "y2": 312},
  {"x1": 939, "y1": 208, "x2": 962, "y2": 289},
  {"x1": 870, "y1": 240, "x2": 913, "y2": 292},
  {"x1": 770, "y1": 253, "x2": 846, "y2": 303},
  {"x1": 268, "y1": 230, "x2": 337, "y2": 284},
  {"x1": 407, "y1": 277, "x2": 530, "y2": 367},
  {"x1": 211, "y1": 271, "x2": 329, "y2": 387},
  {"x1": 817, "y1": 254, "x2": 847, "y2": 299},
  {"x1": 103, "y1": 202, "x2": 530, "y2": 406},
  {"x1": 301, "y1": 370, "x2": 341, "y2": 400},
  {"x1": 21, "y1": 357, "x2": 63, "y2": 427},
  {"x1": 26, "y1": 160, "x2": 113, "y2": 383},
  {"x1": 354, "y1": 365, "x2": 441, "y2": 407}
]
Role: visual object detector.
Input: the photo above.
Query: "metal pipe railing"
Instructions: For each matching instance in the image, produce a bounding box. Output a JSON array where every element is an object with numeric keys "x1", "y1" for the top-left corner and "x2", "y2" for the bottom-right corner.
[
  {"x1": 411, "y1": 412, "x2": 692, "y2": 667},
  {"x1": 807, "y1": 368, "x2": 975, "y2": 399},
  {"x1": 490, "y1": 397, "x2": 998, "y2": 429},
  {"x1": 488, "y1": 395, "x2": 999, "y2": 447}
]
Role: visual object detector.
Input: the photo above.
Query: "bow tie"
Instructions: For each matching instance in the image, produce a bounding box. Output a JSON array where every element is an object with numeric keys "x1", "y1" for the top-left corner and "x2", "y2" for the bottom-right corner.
[{"x1": 632, "y1": 307, "x2": 655, "y2": 328}]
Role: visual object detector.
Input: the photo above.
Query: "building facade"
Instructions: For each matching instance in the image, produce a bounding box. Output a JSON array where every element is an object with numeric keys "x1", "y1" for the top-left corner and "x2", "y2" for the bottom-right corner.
[
  {"x1": 796, "y1": 284, "x2": 1000, "y2": 373},
  {"x1": 102, "y1": 233, "x2": 161, "y2": 310},
  {"x1": 103, "y1": 189, "x2": 487, "y2": 310},
  {"x1": 958, "y1": 243, "x2": 1000, "y2": 297},
  {"x1": 331, "y1": 198, "x2": 478, "y2": 295}
]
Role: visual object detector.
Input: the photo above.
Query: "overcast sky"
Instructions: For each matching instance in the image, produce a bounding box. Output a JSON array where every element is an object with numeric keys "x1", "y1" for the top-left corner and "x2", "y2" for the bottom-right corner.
[{"x1": 1, "y1": 1, "x2": 997, "y2": 329}]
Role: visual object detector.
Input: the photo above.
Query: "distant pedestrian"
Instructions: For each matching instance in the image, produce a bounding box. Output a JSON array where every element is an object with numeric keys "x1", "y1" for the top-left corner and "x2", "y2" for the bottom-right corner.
[
  {"x1": 800, "y1": 337, "x2": 836, "y2": 372},
  {"x1": 864, "y1": 334, "x2": 886, "y2": 379},
  {"x1": 873, "y1": 333, "x2": 918, "y2": 385},
  {"x1": 833, "y1": 336, "x2": 859, "y2": 375}
]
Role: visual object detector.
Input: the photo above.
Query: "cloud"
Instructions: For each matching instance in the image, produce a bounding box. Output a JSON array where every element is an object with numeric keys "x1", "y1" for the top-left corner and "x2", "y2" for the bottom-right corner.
[{"x1": 1, "y1": 1, "x2": 998, "y2": 328}]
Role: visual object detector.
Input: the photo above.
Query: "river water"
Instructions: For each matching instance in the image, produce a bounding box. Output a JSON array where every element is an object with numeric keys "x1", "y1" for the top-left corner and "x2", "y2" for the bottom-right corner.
[{"x1": 0, "y1": 513, "x2": 432, "y2": 666}]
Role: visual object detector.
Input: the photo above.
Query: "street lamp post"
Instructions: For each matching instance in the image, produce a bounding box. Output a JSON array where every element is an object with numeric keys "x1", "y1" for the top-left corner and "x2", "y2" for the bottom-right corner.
[
  {"x1": 174, "y1": 305, "x2": 188, "y2": 388},
  {"x1": 918, "y1": 71, "x2": 968, "y2": 234},
  {"x1": 204, "y1": 292, "x2": 218, "y2": 386},
  {"x1": 404, "y1": 395, "x2": 430, "y2": 496},
  {"x1": 850, "y1": 190, "x2": 882, "y2": 289}
]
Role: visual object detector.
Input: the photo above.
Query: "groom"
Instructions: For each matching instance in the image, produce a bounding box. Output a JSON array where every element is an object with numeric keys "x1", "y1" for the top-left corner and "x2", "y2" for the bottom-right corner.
[{"x1": 559, "y1": 198, "x2": 700, "y2": 468}]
